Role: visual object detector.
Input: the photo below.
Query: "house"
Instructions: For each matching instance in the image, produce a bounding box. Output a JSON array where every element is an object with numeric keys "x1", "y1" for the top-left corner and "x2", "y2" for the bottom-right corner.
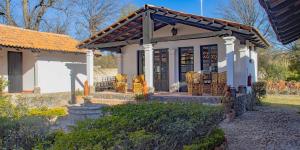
[
  {"x1": 79, "y1": 5, "x2": 269, "y2": 93},
  {"x1": 259, "y1": 0, "x2": 300, "y2": 44},
  {"x1": 0, "y1": 24, "x2": 87, "y2": 94}
]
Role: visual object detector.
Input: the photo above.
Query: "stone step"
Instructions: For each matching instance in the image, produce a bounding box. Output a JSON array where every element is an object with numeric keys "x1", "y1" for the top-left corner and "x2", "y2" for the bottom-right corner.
[
  {"x1": 91, "y1": 98, "x2": 134, "y2": 106},
  {"x1": 93, "y1": 92, "x2": 136, "y2": 101},
  {"x1": 67, "y1": 104, "x2": 106, "y2": 120}
]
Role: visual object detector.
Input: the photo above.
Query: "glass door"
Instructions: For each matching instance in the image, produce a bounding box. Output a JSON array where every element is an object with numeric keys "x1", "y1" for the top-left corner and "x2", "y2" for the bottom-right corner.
[
  {"x1": 200, "y1": 45, "x2": 218, "y2": 84},
  {"x1": 153, "y1": 49, "x2": 169, "y2": 91},
  {"x1": 179, "y1": 47, "x2": 194, "y2": 92}
]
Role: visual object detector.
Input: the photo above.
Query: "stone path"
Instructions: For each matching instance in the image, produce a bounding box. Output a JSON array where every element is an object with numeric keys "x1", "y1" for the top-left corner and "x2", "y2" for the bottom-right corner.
[{"x1": 220, "y1": 105, "x2": 300, "y2": 150}]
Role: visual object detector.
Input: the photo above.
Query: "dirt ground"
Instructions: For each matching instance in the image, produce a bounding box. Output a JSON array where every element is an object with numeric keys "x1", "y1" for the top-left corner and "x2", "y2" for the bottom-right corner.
[{"x1": 220, "y1": 103, "x2": 300, "y2": 150}]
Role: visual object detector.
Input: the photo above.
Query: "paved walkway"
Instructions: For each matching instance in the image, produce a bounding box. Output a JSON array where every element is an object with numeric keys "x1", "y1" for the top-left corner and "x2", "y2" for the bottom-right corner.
[{"x1": 220, "y1": 105, "x2": 300, "y2": 150}]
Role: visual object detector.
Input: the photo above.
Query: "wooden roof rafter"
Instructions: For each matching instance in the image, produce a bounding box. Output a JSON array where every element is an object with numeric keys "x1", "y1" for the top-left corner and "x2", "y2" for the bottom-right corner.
[
  {"x1": 260, "y1": 0, "x2": 300, "y2": 44},
  {"x1": 78, "y1": 4, "x2": 269, "y2": 49}
]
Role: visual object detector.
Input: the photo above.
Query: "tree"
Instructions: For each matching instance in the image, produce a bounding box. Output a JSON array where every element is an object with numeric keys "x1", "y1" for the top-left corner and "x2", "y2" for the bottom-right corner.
[
  {"x1": 119, "y1": 3, "x2": 138, "y2": 19},
  {"x1": 0, "y1": 0, "x2": 68, "y2": 32},
  {"x1": 288, "y1": 41, "x2": 300, "y2": 81},
  {"x1": 217, "y1": 0, "x2": 271, "y2": 39},
  {"x1": 72, "y1": 0, "x2": 119, "y2": 40}
]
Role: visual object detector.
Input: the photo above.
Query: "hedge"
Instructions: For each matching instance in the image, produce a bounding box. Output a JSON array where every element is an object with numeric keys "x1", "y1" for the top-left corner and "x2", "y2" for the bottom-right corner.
[{"x1": 52, "y1": 102, "x2": 224, "y2": 150}]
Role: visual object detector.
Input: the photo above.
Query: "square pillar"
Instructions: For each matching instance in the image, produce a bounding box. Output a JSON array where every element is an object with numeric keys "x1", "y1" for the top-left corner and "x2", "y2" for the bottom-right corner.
[
  {"x1": 223, "y1": 36, "x2": 236, "y2": 88},
  {"x1": 33, "y1": 52, "x2": 41, "y2": 94},
  {"x1": 86, "y1": 49, "x2": 94, "y2": 94},
  {"x1": 143, "y1": 44, "x2": 154, "y2": 92},
  {"x1": 115, "y1": 53, "x2": 123, "y2": 74}
]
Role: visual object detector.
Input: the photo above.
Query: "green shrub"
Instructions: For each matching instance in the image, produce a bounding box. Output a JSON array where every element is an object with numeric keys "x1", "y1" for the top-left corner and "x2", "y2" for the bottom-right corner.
[
  {"x1": 52, "y1": 102, "x2": 224, "y2": 150},
  {"x1": 134, "y1": 94, "x2": 146, "y2": 101},
  {"x1": 252, "y1": 81, "x2": 267, "y2": 104},
  {"x1": 0, "y1": 96, "x2": 66, "y2": 149},
  {"x1": 0, "y1": 97, "x2": 28, "y2": 119},
  {"x1": 28, "y1": 107, "x2": 67, "y2": 119},
  {"x1": 0, "y1": 76, "x2": 8, "y2": 95},
  {"x1": 0, "y1": 116, "x2": 50, "y2": 150},
  {"x1": 183, "y1": 128, "x2": 225, "y2": 150}
]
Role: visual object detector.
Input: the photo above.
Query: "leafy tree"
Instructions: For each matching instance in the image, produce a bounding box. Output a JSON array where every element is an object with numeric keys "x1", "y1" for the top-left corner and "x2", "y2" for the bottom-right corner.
[{"x1": 288, "y1": 41, "x2": 300, "y2": 81}]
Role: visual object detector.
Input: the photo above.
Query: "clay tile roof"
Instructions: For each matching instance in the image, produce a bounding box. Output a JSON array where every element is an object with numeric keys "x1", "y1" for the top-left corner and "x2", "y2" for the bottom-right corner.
[{"x1": 0, "y1": 24, "x2": 85, "y2": 53}]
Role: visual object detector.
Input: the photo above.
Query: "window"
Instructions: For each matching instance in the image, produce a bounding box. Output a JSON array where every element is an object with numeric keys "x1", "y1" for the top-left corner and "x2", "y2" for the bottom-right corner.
[
  {"x1": 137, "y1": 50, "x2": 145, "y2": 75},
  {"x1": 200, "y1": 45, "x2": 218, "y2": 72}
]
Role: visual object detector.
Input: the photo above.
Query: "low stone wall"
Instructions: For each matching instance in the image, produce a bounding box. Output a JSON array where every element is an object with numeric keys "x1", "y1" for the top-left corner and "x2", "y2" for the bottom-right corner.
[
  {"x1": 8, "y1": 92, "x2": 72, "y2": 108},
  {"x1": 233, "y1": 94, "x2": 254, "y2": 116}
]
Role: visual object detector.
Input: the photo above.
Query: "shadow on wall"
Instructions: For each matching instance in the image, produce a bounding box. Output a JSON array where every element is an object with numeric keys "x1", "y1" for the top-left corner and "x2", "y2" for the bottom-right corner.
[{"x1": 66, "y1": 63, "x2": 86, "y2": 104}]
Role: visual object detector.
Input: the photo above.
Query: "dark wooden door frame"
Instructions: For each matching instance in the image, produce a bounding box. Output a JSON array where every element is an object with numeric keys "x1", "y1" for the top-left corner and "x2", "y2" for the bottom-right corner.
[
  {"x1": 153, "y1": 48, "x2": 169, "y2": 91},
  {"x1": 200, "y1": 44, "x2": 218, "y2": 72},
  {"x1": 7, "y1": 51, "x2": 23, "y2": 93},
  {"x1": 178, "y1": 47, "x2": 194, "y2": 92},
  {"x1": 136, "y1": 49, "x2": 170, "y2": 91}
]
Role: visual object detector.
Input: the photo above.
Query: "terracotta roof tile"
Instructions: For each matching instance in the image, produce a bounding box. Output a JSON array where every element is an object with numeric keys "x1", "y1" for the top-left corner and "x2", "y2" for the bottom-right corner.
[{"x1": 0, "y1": 24, "x2": 85, "y2": 53}]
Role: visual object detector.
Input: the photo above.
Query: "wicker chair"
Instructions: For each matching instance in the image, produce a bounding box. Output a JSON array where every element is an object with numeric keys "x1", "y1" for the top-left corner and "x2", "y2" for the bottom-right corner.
[
  {"x1": 115, "y1": 74, "x2": 128, "y2": 93},
  {"x1": 132, "y1": 75, "x2": 148, "y2": 95}
]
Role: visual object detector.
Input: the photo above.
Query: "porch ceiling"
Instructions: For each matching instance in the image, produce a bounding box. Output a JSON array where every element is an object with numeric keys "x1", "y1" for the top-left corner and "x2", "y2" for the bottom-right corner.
[{"x1": 78, "y1": 5, "x2": 269, "y2": 49}]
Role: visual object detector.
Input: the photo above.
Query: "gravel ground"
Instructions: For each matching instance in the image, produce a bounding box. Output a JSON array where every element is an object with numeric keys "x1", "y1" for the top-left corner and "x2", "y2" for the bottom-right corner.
[{"x1": 220, "y1": 105, "x2": 300, "y2": 150}]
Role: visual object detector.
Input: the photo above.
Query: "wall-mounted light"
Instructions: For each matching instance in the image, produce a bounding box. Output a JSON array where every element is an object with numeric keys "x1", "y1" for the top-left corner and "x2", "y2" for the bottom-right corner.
[{"x1": 171, "y1": 27, "x2": 177, "y2": 36}]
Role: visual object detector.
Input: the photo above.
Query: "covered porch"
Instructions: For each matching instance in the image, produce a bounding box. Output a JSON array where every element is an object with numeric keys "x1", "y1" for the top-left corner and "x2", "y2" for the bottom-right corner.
[{"x1": 81, "y1": 5, "x2": 269, "y2": 96}]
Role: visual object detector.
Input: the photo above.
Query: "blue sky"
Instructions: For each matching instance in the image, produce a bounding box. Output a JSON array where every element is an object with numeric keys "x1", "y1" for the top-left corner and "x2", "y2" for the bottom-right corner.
[{"x1": 131, "y1": 0, "x2": 228, "y2": 18}]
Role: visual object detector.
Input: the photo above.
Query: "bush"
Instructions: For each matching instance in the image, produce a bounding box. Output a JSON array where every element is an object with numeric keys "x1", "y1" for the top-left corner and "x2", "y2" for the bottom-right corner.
[
  {"x1": 28, "y1": 107, "x2": 67, "y2": 119},
  {"x1": 0, "y1": 95, "x2": 67, "y2": 149},
  {"x1": 183, "y1": 128, "x2": 225, "y2": 150},
  {"x1": 252, "y1": 81, "x2": 267, "y2": 104},
  {"x1": 0, "y1": 116, "x2": 50, "y2": 149},
  {"x1": 52, "y1": 102, "x2": 224, "y2": 150},
  {"x1": 0, "y1": 76, "x2": 8, "y2": 95}
]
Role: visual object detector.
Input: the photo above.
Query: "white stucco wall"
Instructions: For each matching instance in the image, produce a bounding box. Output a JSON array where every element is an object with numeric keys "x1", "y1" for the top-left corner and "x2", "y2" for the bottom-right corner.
[
  {"x1": 119, "y1": 23, "x2": 255, "y2": 91},
  {"x1": 22, "y1": 50, "x2": 35, "y2": 91},
  {"x1": 0, "y1": 47, "x2": 35, "y2": 92},
  {"x1": 0, "y1": 48, "x2": 8, "y2": 92},
  {"x1": 0, "y1": 47, "x2": 86, "y2": 93},
  {"x1": 37, "y1": 52, "x2": 86, "y2": 93}
]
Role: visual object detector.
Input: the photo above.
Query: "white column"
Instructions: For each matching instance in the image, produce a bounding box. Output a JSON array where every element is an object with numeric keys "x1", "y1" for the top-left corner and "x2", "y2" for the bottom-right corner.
[
  {"x1": 33, "y1": 52, "x2": 41, "y2": 94},
  {"x1": 143, "y1": 44, "x2": 154, "y2": 92},
  {"x1": 115, "y1": 53, "x2": 123, "y2": 74},
  {"x1": 169, "y1": 48, "x2": 176, "y2": 92},
  {"x1": 223, "y1": 36, "x2": 236, "y2": 88},
  {"x1": 86, "y1": 50, "x2": 94, "y2": 89},
  {"x1": 253, "y1": 50, "x2": 258, "y2": 82}
]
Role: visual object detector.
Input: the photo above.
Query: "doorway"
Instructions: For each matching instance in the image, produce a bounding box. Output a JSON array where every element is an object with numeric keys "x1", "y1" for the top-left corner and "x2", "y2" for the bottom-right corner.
[
  {"x1": 179, "y1": 47, "x2": 194, "y2": 92},
  {"x1": 7, "y1": 51, "x2": 23, "y2": 93},
  {"x1": 153, "y1": 49, "x2": 169, "y2": 91}
]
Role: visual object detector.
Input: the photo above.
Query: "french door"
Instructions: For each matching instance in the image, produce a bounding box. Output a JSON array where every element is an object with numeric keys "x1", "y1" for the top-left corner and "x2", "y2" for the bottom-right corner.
[
  {"x1": 179, "y1": 47, "x2": 194, "y2": 92},
  {"x1": 200, "y1": 45, "x2": 218, "y2": 84},
  {"x1": 153, "y1": 49, "x2": 169, "y2": 91},
  {"x1": 137, "y1": 49, "x2": 169, "y2": 91}
]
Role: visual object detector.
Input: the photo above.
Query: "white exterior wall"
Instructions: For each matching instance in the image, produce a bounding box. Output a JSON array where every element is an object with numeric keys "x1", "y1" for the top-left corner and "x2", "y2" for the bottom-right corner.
[
  {"x1": 0, "y1": 47, "x2": 35, "y2": 92},
  {"x1": 119, "y1": 23, "x2": 257, "y2": 91},
  {"x1": 23, "y1": 50, "x2": 35, "y2": 91},
  {"x1": 0, "y1": 47, "x2": 86, "y2": 93},
  {"x1": 37, "y1": 52, "x2": 86, "y2": 93},
  {"x1": 0, "y1": 48, "x2": 8, "y2": 92}
]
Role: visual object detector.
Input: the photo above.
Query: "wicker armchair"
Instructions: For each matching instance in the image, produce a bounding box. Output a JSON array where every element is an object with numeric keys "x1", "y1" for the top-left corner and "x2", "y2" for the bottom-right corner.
[
  {"x1": 132, "y1": 75, "x2": 148, "y2": 95},
  {"x1": 115, "y1": 74, "x2": 128, "y2": 93}
]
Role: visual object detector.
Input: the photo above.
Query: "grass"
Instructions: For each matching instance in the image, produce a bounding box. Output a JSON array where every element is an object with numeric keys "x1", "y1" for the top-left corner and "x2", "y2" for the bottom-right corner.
[{"x1": 262, "y1": 95, "x2": 300, "y2": 111}]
